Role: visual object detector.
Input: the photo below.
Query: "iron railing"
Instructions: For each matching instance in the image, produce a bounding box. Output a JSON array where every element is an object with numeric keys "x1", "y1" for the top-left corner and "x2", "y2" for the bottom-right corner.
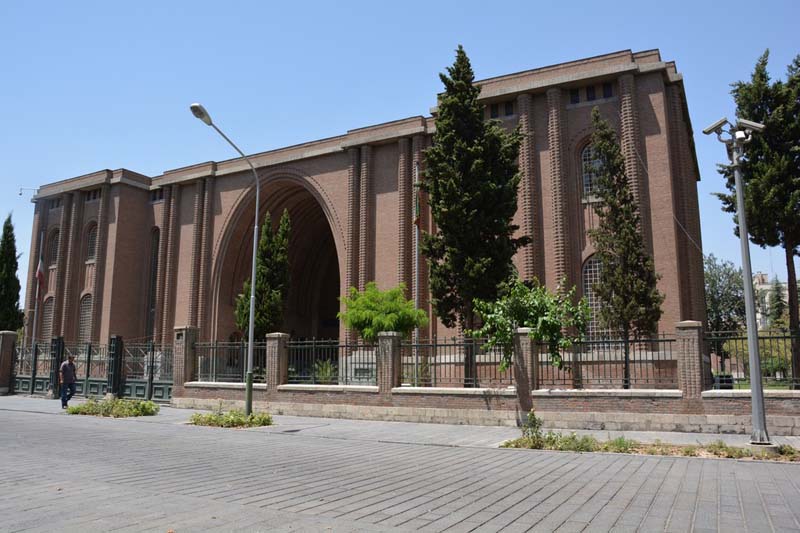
[
  {"x1": 400, "y1": 338, "x2": 512, "y2": 388},
  {"x1": 195, "y1": 341, "x2": 267, "y2": 383},
  {"x1": 706, "y1": 330, "x2": 800, "y2": 389},
  {"x1": 537, "y1": 335, "x2": 678, "y2": 389},
  {"x1": 287, "y1": 339, "x2": 377, "y2": 385},
  {"x1": 123, "y1": 343, "x2": 174, "y2": 381}
]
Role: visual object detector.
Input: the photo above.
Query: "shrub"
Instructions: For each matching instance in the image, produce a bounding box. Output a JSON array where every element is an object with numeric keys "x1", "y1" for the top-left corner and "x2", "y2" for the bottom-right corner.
[
  {"x1": 67, "y1": 398, "x2": 160, "y2": 418},
  {"x1": 189, "y1": 409, "x2": 273, "y2": 428},
  {"x1": 313, "y1": 359, "x2": 338, "y2": 384},
  {"x1": 601, "y1": 436, "x2": 638, "y2": 454},
  {"x1": 338, "y1": 282, "x2": 427, "y2": 343}
]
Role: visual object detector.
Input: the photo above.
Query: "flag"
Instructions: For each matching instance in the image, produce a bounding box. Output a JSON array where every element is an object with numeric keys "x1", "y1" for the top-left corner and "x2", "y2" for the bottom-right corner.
[{"x1": 36, "y1": 254, "x2": 45, "y2": 288}]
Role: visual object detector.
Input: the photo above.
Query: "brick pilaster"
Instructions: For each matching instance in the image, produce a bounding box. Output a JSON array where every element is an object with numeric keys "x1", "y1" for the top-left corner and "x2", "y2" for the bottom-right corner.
[
  {"x1": 161, "y1": 184, "x2": 181, "y2": 345},
  {"x1": 24, "y1": 201, "x2": 46, "y2": 345},
  {"x1": 172, "y1": 326, "x2": 198, "y2": 398},
  {"x1": 188, "y1": 180, "x2": 204, "y2": 327},
  {"x1": 265, "y1": 333, "x2": 289, "y2": 391},
  {"x1": 517, "y1": 93, "x2": 538, "y2": 281},
  {"x1": 59, "y1": 191, "x2": 82, "y2": 338},
  {"x1": 377, "y1": 331, "x2": 401, "y2": 397},
  {"x1": 51, "y1": 193, "x2": 71, "y2": 336},
  {"x1": 546, "y1": 88, "x2": 568, "y2": 287},
  {"x1": 358, "y1": 145, "x2": 372, "y2": 291},
  {"x1": 153, "y1": 186, "x2": 170, "y2": 342},
  {"x1": 197, "y1": 177, "x2": 214, "y2": 339},
  {"x1": 397, "y1": 138, "x2": 412, "y2": 297},
  {"x1": 90, "y1": 184, "x2": 110, "y2": 343},
  {"x1": 619, "y1": 74, "x2": 644, "y2": 214},
  {"x1": 411, "y1": 136, "x2": 428, "y2": 339},
  {"x1": 0, "y1": 331, "x2": 16, "y2": 395},
  {"x1": 676, "y1": 320, "x2": 705, "y2": 398},
  {"x1": 344, "y1": 147, "x2": 360, "y2": 343}
]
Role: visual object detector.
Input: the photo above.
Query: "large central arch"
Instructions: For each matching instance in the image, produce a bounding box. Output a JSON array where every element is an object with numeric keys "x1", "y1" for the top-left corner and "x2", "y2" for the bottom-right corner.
[{"x1": 210, "y1": 170, "x2": 344, "y2": 341}]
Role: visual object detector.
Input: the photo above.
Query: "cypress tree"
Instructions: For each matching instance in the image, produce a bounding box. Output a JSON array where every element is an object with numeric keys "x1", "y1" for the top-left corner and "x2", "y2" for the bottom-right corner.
[
  {"x1": 587, "y1": 108, "x2": 664, "y2": 342},
  {"x1": 0, "y1": 214, "x2": 23, "y2": 331},
  {"x1": 767, "y1": 277, "x2": 788, "y2": 328},
  {"x1": 422, "y1": 45, "x2": 529, "y2": 332},
  {"x1": 235, "y1": 209, "x2": 291, "y2": 338}
]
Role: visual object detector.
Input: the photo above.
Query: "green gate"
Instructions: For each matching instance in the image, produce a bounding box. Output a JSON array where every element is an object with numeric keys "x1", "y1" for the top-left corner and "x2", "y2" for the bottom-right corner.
[
  {"x1": 13, "y1": 340, "x2": 58, "y2": 395},
  {"x1": 121, "y1": 342, "x2": 173, "y2": 402}
]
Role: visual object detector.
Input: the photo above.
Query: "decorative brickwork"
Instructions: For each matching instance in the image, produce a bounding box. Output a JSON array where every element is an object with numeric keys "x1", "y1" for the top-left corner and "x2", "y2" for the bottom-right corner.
[
  {"x1": 153, "y1": 186, "x2": 170, "y2": 342},
  {"x1": 358, "y1": 145, "x2": 372, "y2": 291},
  {"x1": 513, "y1": 328, "x2": 534, "y2": 415},
  {"x1": 619, "y1": 74, "x2": 644, "y2": 214},
  {"x1": 397, "y1": 138, "x2": 412, "y2": 297},
  {"x1": 345, "y1": 147, "x2": 360, "y2": 343},
  {"x1": 24, "y1": 202, "x2": 45, "y2": 340},
  {"x1": 51, "y1": 194, "x2": 71, "y2": 335},
  {"x1": 197, "y1": 177, "x2": 214, "y2": 339},
  {"x1": 516, "y1": 93, "x2": 537, "y2": 281},
  {"x1": 161, "y1": 184, "x2": 180, "y2": 345},
  {"x1": 546, "y1": 88, "x2": 568, "y2": 286},
  {"x1": 377, "y1": 331, "x2": 401, "y2": 397},
  {"x1": 172, "y1": 326, "x2": 198, "y2": 396},
  {"x1": 188, "y1": 180, "x2": 204, "y2": 327},
  {"x1": 59, "y1": 192, "x2": 82, "y2": 336},
  {"x1": 90, "y1": 184, "x2": 109, "y2": 344},
  {"x1": 676, "y1": 320, "x2": 705, "y2": 398}
]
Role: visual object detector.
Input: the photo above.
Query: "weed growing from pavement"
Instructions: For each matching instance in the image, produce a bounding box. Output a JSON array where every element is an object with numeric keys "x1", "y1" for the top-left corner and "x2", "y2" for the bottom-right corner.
[{"x1": 503, "y1": 411, "x2": 800, "y2": 462}]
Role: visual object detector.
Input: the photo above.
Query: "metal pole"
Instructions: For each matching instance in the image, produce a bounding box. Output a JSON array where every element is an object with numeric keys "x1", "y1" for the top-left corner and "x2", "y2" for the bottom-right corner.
[
  {"x1": 209, "y1": 123, "x2": 258, "y2": 416},
  {"x1": 732, "y1": 142, "x2": 770, "y2": 444}
]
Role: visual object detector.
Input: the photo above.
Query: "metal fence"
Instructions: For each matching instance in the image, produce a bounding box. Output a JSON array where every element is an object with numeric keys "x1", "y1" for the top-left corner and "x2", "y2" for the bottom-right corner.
[
  {"x1": 400, "y1": 338, "x2": 513, "y2": 388},
  {"x1": 123, "y1": 343, "x2": 174, "y2": 381},
  {"x1": 706, "y1": 330, "x2": 799, "y2": 389},
  {"x1": 195, "y1": 341, "x2": 267, "y2": 383},
  {"x1": 537, "y1": 336, "x2": 678, "y2": 389},
  {"x1": 288, "y1": 339, "x2": 377, "y2": 385}
]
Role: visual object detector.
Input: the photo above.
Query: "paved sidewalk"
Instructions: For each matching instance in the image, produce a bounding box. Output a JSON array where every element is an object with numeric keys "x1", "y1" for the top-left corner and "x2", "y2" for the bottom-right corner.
[{"x1": 2, "y1": 395, "x2": 800, "y2": 531}]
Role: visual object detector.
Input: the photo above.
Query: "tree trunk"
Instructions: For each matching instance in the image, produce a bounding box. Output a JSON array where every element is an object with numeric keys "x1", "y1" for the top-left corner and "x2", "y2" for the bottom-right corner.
[{"x1": 785, "y1": 243, "x2": 800, "y2": 389}]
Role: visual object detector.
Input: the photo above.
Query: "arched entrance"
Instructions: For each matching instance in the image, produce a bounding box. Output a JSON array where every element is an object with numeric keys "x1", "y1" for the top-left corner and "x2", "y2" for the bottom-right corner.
[{"x1": 211, "y1": 174, "x2": 342, "y2": 341}]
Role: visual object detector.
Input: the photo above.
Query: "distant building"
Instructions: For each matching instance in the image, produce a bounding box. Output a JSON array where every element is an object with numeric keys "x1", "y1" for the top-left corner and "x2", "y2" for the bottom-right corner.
[
  {"x1": 753, "y1": 272, "x2": 793, "y2": 329},
  {"x1": 23, "y1": 49, "x2": 705, "y2": 345}
]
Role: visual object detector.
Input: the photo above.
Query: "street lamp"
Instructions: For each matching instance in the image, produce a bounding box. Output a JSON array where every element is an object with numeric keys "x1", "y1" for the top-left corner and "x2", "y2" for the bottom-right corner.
[
  {"x1": 190, "y1": 103, "x2": 259, "y2": 416},
  {"x1": 703, "y1": 116, "x2": 770, "y2": 445}
]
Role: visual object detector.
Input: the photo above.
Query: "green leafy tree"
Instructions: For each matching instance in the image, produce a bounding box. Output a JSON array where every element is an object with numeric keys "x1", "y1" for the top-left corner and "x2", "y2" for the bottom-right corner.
[
  {"x1": 338, "y1": 282, "x2": 428, "y2": 343},
  {"x1": 704, "y1": 254, "x2": 746, "y2": 333},
  {"x1": 421, "y1": 45, "x2": 529, "y2": 332},
  {"x1": 588, "y1": 108, "x2": 664, "y2": 340},
  {"x1": 235, "y1": 209, "x2": 291, "y2": 338},
  {"x1": 716, "y1": 50, "x2": 800, "y2": 380},
  {"x1": 0, "y1": 214, "x2": 23, "y2": 331},
  {"x1": 767, "y1": 277, "x2": 788, "y2": 328}
]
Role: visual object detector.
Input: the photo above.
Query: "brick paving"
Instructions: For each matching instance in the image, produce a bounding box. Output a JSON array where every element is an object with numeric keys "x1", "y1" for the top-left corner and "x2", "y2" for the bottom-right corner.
[{"x1": 2, "y1": 398, "x2": 800, "y2": 532}]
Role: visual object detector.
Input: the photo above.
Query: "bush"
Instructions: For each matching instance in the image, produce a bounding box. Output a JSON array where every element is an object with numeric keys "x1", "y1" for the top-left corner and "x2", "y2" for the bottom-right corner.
[
  {"x1": 601, "y1": 436, "x2": 638, "y2": 454},
  {"x1": 338, "y1": 282, "x2": 427, "y2": 343},
  {"x1": 189, "y1": 409, "x2": 273, "y2": 428},
  {"x1": 67, "y1": 398, "x2": 160, "y2": 418}
]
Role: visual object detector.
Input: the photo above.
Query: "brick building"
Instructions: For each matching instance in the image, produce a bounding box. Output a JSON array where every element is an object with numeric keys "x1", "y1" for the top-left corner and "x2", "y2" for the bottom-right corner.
[{"x1": 23, "y1": 49, "x2": 705, "y2": 347}]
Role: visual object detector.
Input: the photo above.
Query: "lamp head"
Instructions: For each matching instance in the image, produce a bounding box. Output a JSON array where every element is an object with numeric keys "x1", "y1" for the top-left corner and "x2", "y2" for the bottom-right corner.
[{"x1": 190, "y1": 103, "x2": 213, "y2": 126}]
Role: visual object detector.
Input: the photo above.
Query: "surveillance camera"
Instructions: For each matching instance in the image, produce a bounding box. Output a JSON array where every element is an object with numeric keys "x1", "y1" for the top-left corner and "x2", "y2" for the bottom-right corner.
[
  {"x1": 737, "y1": 118, "x2": 765, "y2": 133},
  {"x1": 702, "y1": 117, "x2": 729, "y2": 135},
  {"x1": 735, "y1": 130, "x2": 747, "y2": 141}
]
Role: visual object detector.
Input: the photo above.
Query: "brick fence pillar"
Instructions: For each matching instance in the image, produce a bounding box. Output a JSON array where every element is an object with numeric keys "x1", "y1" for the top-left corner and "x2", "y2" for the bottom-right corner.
[
  {"x1": 172, "y1": 327, "x2": 198, "y2": 398},
  {"x1": 377, "y1": 332, "x2": 401, "y2": 397},
  {"x1": 676, "y1": 320, "x2": 705, "y2": 398},
  {"x1": 513, "y1": 328, "x2": 535, "y2": 417},
  {"x1": 0, "y1": 331, "x2": 16, "y2": 395},
  {"x1": 266, "y1": 333, "x2": 289, "y2": 391}
]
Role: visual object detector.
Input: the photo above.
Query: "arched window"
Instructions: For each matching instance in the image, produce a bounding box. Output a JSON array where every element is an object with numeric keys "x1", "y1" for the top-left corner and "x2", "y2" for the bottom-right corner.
[
  {"x1": 145, "y1": 229, "x2": 160, "y2": 339},
  {"x1": 78, "y1": 294, "x2": 93, "y2": 344},
  {"x1": 47, "y1": 230, "x2": 60, "y2": 267},
  {"x1": 41, "y1": 297, "x2": 55, "y2": 342},
  {"x1": 581, "y1": 145, "x2": 600, "y2": 199},
  {"x1": 86, "y1": 224, "x2": 98, "y2": 261},
  {"x1": 582, "y1": 256, "x2": 608, "y2": 339}
]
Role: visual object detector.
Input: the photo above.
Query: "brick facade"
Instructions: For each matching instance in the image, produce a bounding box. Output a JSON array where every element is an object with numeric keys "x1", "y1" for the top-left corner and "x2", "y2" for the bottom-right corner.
[{"x1": 24, "y1": 49, "x2": 705, "y2": 348}]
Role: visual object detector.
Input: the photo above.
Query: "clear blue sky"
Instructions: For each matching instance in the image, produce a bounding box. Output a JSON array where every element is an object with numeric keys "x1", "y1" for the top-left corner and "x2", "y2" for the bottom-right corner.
[{"x1": 1, "y1": 0, "x2": 798, "y2": 306}]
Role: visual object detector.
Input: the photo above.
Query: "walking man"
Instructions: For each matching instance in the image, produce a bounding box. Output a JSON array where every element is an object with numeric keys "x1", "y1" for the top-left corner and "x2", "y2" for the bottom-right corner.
[{"x1": 60, "y1": 354, "x2": 77, "y2": 409}]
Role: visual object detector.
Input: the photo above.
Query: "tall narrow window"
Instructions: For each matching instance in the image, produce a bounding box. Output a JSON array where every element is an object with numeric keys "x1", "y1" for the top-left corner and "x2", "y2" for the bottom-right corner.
[
  {"x1": 86, "y1": 224, "x2": 98, "y2": 261},
  {"x1": 569, "y1": 88, "x2": 580, "y2": 104},
  {"x1": 586, "y1": 86, "x2": 596, "y2": 101},
  {"x1": 78, "y1": 294, "x2": 93, "y2": 344},
  {"x1": 602, "y1": 82, "x2": 613, "y2": 99},
  {"x1": 41, "y1": 297, "x2": 54, "y2": 342},
  {"x1": 582, "y1": 256, "x2": 608, "y2": 339},
  {"x1": 145, "y1": 229, "x2": 160, "y2": 339},
  {"x1": 581, "y1": 145, "x2": 600, "y2": 198},
  {"x1": 504, "y1": 101, "x2": 514, "y2": 116},
  {"x1": 47, "y1": 230, "x2": 60, "y2": 267},
  {"x1": 490, "y1": 103, "x2": 499, "y2": 118}
]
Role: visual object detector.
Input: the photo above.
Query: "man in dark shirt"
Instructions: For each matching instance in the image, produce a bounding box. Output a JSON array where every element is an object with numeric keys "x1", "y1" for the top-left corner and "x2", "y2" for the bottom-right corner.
[{"x1": 60, "y1": 354, "x2": 77, "y2": 409}]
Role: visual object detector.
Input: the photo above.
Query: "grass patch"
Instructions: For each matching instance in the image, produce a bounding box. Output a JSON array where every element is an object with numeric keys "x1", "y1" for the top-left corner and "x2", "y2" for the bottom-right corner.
[
  {"x1": 66, "y1": 398, "x2": 159, "y2": 418},
  {"x1": 502, "y1": 410, "x2": 800, "y2": 462},
  {"x1": 189, "y1": 409, "x2": 273, "y2": 428}
]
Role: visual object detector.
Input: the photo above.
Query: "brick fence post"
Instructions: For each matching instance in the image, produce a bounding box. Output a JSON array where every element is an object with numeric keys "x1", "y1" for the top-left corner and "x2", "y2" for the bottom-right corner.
[
  {"x1": 513, "y1": 328, "x2": 535, "y2": 418},
  {"x1": 0, "y1": 331, "x2": 16, "y2": 395},
  {"x1": 676, "y1": 320, "x2": 705, "y2": 398},
  {"x1": 172, "y1": 327, "x2": 198, "y2": 398},
  {"x1": 377, "y1": 332, "x2": 401, "y2": 397},
  {"x1": 266, "y1": 333, "x2": 289, "y2": 391}
]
